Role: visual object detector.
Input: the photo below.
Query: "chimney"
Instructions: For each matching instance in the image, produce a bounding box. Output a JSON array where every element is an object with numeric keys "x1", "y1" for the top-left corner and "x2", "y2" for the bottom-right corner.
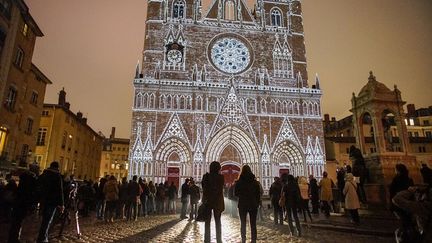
[
  {"x1": 77, "y1": 111, "x2": 83, "y2": 119},
  {"x1": 407, "y1": 104, "x2": 416, "y2": 117},
  {"x1": 82, "y1": 117, "x2": 87, "y2": 124},
  {"x1": 58, "y1": 88, "x2": 66, "y2": 106},
  {"x1": 331, "y1": 117, "x2": 336, "y2": 122},
  {"x1": 65, "y1": 102, "x2": 70, "y2": 110},
  {"x1": 324, "y1": 114, "x2": 330, "y2": 123},
  {"x1": 110, "y1": 127, "x2": 116, "y2": 139}
]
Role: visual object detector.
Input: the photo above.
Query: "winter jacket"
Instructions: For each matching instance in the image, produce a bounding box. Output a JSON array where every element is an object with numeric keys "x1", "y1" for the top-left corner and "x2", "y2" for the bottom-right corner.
[
  {"x1": 119, "y1": 182, "x2": 129, "y2": 202},
  {"x1": 181, "y1": 182, "x2": 190, "y2": 200},
  {"x1": 202, "y1": 172, "x2": 225, "y2": 212},
  {"x1": 343, "y1": 174, "x2": 360, "y2": 209},
  {"x1": 38, "y1": 168, "x2": 64, "y2": 207},
  {"x1": 189, "y1": 184, "x2": 201, "y2": 204},
  {"x1": 103, "y1": 180, "x2": 119, "y2": 202},
  {"x1": 235, "y1": 175, "x2": 261, "y2": 210},
  {"x1": 128, "y1": 181, "x2": 142, "y2": 202},
  {"x1": 269, "y1": 181, "x2": 282, "y2": 205},
  {"x1": 283, "y1": 181, "x2": 302, "y2": 209},
  {"x1": 168, "y1": 185, "x2": 177, "y2": 200},
  {"x1": 319, "y1": 177, "x2": 334, "y2": 201}
]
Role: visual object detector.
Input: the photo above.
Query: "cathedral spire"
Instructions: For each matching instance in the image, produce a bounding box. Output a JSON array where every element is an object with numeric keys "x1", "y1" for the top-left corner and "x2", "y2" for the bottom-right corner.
[{"x1": 315, "y1": 73, "x2": 320, "y2": 89}]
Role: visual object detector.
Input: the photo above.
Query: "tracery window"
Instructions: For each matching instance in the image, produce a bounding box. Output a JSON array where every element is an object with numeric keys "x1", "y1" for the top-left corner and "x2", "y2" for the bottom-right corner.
[
  {"x1": 173, "y1": 0, "x2": 185, "y2": 19},
  {"x1": 225, "y1": 0, "x2": 235, "y2": 20},
  {"x1": 271, "y1": 9, "x2": 282, "y2": 27}
]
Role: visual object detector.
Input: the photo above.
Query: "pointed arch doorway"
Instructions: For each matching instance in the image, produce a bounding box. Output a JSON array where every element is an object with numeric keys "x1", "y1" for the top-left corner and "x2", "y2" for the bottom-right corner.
[{"x1": 219, "y1": 144, "x2": 241, "y2": 186}]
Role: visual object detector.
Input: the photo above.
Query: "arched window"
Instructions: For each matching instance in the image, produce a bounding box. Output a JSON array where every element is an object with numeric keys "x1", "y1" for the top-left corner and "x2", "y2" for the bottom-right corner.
[
  {"x1": 173, "y1": 0, "x2": 185, "y2": 19},
  {"x1": 225, "y1": 0, "x2": 235, "y2": 20},
  {"x1": 271, "y1": 9, "x2": 282, "y2": 27}
]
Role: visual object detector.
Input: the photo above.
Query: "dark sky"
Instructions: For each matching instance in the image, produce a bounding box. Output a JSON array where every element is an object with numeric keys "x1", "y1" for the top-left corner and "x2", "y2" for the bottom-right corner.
[{"x1": 26, "y1": 0, "x2": 432, "y2": 138}]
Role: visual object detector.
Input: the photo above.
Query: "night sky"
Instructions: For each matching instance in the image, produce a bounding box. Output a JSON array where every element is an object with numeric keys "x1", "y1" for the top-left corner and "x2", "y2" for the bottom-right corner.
[{"x1": 26, "y1": 0, "x2": 432, "y2": 138}]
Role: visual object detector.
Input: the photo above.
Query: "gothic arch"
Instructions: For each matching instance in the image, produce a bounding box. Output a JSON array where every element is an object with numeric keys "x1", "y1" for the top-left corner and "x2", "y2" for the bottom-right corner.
[
  {"x1": 205, "y1": 125, "x2": 259, "y2": 172},
  {"x1": 272, "y1": 140, "x2": 305, "y2": 177},
  {"x1": 270, "y1": 7, "x2": 283, "y2": 27},
  {"x1": 155, "y1": 136, "x2": 192, "y2": 166},
  {"x1": 172, "y1": 0, "x2": 185, "y2": 19}
]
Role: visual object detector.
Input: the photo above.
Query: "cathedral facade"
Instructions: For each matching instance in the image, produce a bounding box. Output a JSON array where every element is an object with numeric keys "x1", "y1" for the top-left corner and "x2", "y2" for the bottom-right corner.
[{"x1": 129, "y1": 0, "x2": 325, "y2": 192}]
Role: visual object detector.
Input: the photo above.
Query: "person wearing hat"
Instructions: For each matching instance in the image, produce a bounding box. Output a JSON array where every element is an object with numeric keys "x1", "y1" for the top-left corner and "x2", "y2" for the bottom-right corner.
[{"x1": 37, "y1": 161, "x2": 64, "y2": 243}]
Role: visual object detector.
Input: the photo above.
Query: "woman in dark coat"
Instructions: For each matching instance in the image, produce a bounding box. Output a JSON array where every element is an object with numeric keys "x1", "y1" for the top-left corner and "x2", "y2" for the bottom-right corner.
[
  {"x1": 283, "y1": 174, "x2": 302, "y2": 237},
  {"x1": 235, "y1": 165, "x2": 261, "y2": 243},
  {"x1": 202, "y1": 161, "x2": 224, "y2": 243}
]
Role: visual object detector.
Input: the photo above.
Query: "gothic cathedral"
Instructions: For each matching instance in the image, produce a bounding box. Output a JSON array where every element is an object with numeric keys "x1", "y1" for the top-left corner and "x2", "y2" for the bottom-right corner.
[{"x1": 129, "y1": 0, "x2": 325, "y2": 193}]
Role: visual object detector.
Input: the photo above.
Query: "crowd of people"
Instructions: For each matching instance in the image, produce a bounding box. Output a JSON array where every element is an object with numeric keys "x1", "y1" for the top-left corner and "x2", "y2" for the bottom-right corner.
[{"x1": 0, "y1": 160, "x2": 431, "y2": 243}]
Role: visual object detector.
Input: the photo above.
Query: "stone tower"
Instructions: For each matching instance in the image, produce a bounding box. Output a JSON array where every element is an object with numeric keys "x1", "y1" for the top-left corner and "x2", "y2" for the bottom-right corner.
[
  {"x1": 129, "y1": 0, "x2": 325, "y2": 193},
  {"x1": 351, "y1": 71, "x2": 420, "y2": 202}
]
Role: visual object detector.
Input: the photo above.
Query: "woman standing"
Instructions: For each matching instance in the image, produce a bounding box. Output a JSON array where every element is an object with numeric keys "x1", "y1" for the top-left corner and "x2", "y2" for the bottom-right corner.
[
  {"x1": 298, "y1": 176, "x2": 313, "y2": 223},
  {"x1": 319, "y1": 171, "x2": 334, "y2": 217},
  {"x1": 235, "y1": 165, "x2": 261, "y2": 243},
  {"x1": 343, "y1": 173, "x2": 360, "y2": 224},
  {"x1": 202, "y1": 161, "x2": 225, "y2": 243}
]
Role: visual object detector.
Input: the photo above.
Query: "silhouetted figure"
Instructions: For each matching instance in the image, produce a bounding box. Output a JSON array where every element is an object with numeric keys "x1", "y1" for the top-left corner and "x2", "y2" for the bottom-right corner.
[
  {"x1": 168, "y1": 182, "x2": 177, "y2": 214},
  {"x1": 148, "y1": 181, "x2": 156, "y2": 214},
  {"x1": 118, "y1": 177, "x2": 129, "y2": 219},
  {"x1": 202, "y1": 161, "x2": 224, "y2": 243},
  {"x1": 420, "y1": 164, "x2": 432, "y2": 186},
  {"x1": 390, "y1": 163, "x2": 414, "y2": 234},
  {"x1": 235, "y1": 165, "x2": 261, "y2": 243},
  {"x1": 189, "y1": 179, "x2": 200, "y2": 220},
  {"x1": 309, "y1": 175, "x2": 319, "y2": 214},
  {"x1": 180, "y1": 178, "x2": 190, "y2": 219},
  {"x1": 8, "y1": 165, "x2": 39, "y2": 243},
  {"x1": 37, "y1": 161, "x2": 64, "y2": 243},
  {"x1": 283, "y1": 174, "x2": 302, "y2": 237},
  {"x1": 127, "y1": 175, "x2": 142, "y2": 221},
  {"x1": 269, "y1": 177, "x2": 283, "y2": 225},
  {"x1": 95, "y1": 177, "x2": 107, "y2": 220},
  {"x1": 349, "y1": 145, "x2": 367, "y2": 203}
]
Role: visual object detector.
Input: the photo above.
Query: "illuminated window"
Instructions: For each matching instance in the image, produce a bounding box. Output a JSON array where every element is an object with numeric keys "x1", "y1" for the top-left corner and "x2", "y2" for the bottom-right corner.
[
  {"x1": 22, "y1": 23, "x2": 28, "y2": 37},
  {"x1": 271, "y1": 9, "x2": 282, "y2": 27},
  {"x1": 0, "y1": 126, "x2": 7, "y2": 156},
  {"x1": 173, "y1": 0, "x2": 185, "y2": 19}
]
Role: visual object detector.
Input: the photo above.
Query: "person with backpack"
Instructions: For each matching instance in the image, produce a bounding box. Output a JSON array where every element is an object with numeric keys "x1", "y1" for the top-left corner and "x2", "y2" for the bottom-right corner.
[
  {"x1": 8, "y1": 165, "x2": 39, "y2": 243},
  {"x1": 36, "y1": 161, "x2": 64, "y2": 243}
]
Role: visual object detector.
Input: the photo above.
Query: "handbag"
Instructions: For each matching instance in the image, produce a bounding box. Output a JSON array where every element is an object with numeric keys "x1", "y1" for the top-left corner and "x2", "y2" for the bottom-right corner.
[
  {"x1": 196, "y1": 203, "x2": 211, "y2": 222},
  {"x1": 278, "y1": 191, "x2": 285, "y2": 208}
]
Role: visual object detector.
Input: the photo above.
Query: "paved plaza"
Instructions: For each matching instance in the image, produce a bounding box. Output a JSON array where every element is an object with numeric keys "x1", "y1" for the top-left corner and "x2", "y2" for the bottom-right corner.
[{"x1": 0, "y1": 213, "x2": 394, "y2": 243}]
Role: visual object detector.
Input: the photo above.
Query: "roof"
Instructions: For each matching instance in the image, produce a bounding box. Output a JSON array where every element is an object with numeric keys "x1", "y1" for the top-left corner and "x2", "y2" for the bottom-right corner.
[
  {"x1": 42, "y1": 103, "x2": 103, "y2": 138},
  {"x1": 17, "y1": 0, "x2": 43, "y2": 37},
  {"x1": 31, "y1": 64, "x2": 52, "y2": 84},
  {"x1": 358, "y1": 71, "x2": 392, "y2": 97}
]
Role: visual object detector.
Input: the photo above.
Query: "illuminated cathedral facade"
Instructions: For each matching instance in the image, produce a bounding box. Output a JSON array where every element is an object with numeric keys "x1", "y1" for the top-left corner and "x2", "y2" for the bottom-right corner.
[{"x1": 129, "y1": 0, "x2": 325, "y2": 193}]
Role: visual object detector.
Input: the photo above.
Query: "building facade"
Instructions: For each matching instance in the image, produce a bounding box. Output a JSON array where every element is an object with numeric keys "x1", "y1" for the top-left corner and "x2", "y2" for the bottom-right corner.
[
  {"x1": 323, "y1": 72, "x2": 430, "y2": 202},
  {"x1": 99, "y1": 127, "x2": 130, "y2": 179},
  {"x1": 35, "y1": 89, "x2": 103, "y2": 180},
  {"x1": 0, "y1": 0, "x2": 52, "y2": 168},
  {"x1": 129, "y1": 0, "x2": 325, "y2": 192}
]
